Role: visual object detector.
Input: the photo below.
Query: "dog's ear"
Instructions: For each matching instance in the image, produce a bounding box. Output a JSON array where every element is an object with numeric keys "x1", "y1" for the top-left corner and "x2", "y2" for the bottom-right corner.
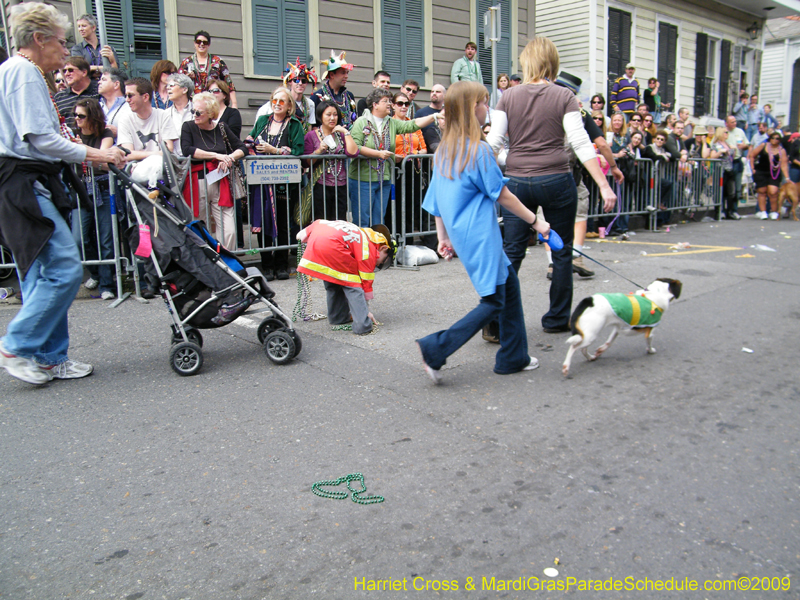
[{"x1": 657, "y1": 278, "x2": 682, "y2": 300}]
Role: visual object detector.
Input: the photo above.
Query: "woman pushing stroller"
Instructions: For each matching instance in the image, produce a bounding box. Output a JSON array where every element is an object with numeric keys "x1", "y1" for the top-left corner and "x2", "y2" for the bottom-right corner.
[{"x1": 415, "y1": 81, "x2": 552, "y2": 384}]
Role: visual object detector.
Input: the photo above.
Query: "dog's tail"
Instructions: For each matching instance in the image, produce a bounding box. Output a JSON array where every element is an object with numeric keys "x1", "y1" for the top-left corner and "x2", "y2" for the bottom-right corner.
[{"x1": 566, "y1": 297, "x2": 593, "y2": 345}]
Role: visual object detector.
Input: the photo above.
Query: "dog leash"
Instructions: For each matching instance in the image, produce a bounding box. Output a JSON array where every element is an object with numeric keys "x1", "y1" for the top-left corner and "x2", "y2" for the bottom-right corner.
[{"x1": 572, "y1": 247, "x2": 647, "y2": 290}]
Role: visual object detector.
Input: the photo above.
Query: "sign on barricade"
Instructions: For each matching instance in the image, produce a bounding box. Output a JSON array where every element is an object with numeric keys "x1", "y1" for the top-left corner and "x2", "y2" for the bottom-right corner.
[{"x1": 246, "y1": 158, "x2": 302, "y2": 185}]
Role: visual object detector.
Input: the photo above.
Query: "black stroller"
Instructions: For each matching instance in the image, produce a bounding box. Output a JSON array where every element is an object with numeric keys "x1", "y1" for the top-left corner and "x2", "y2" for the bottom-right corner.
[{"x1": 111, "y1": 154, "x2": 301, "y2": 376}]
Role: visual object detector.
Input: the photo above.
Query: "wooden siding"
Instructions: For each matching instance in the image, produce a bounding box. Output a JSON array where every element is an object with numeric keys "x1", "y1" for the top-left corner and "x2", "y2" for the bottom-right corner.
[{"x1": 535, "y1": 0, "x2": 591, "y2": 85}]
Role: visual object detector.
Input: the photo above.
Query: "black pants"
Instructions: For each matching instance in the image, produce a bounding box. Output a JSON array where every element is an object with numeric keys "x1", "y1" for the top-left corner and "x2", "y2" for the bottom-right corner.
[
  {"x1": 259, "y1": 186, "x2": 297, "y2": 271},
  {"x1": 312, "y1": 182, "x2": 348, "y2": 222}
]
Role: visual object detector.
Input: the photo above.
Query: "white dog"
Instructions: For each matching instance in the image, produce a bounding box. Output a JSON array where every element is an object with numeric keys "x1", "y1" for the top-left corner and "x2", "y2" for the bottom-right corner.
[
  {"x1": 129, "y1": 155, "x2": 164, "y2": 192},
  {"x1": 562, "y1": 278, "x2": 682, "y2": 376}
]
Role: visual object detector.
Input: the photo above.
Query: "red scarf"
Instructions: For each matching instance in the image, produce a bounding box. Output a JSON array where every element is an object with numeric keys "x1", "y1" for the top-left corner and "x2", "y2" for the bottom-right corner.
[{"x1": 183, "y1": 159, "x2": 234, "y2": 217}]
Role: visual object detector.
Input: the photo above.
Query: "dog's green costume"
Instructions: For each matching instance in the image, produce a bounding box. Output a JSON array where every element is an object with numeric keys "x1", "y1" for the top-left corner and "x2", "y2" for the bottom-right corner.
[{"x1": 600, "y1": 293, "x2": 663, "y2": 328}]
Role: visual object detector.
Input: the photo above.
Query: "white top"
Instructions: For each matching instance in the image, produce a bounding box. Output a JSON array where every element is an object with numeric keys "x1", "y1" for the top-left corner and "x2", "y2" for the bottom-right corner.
[{"x1": 117, "y1": 107, "x2": 179, "y2": 152}]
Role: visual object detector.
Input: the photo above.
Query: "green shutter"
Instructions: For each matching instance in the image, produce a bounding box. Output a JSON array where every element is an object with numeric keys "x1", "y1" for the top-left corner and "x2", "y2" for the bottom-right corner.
[
  {"x1": 253, "y1": 0, "x2": 282, "y2": 76},
  {"x1": 382, "y1": 0, "x2": 424, "y2": 82},
  {"x1": 404, "y1": 0, "x2": 425, "y2": 80},
  {"x1": 253, "y1": 0, "x2": 309, "y2": 77}
]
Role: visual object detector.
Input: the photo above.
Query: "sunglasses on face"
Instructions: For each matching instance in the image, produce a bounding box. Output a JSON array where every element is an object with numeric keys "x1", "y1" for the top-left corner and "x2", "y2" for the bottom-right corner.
[
  {"x1": 631, "y1": 119, "x2": 641, "y2": 122},
  {"x1": 195, "y1": 39, "x2": 209, "y2": 46},
  {"x1": 64, "y1": 68, "x2": 79, "y2": 73},
  {"x1": 290, "y1": 78, "x2": 307, "y2": 84},
  {"x1": 271, "y1": 98, "x2": 287, "y2": 106},
  {"x1": 55, "y1": 78, "x2": 65, "y2": 84},
  {"x1": 644, "y1": 119, "x2": 652, "y2": 123},
  {"x1": 73, "y1": 113, "x2": 87, "y2": 120},
  {"x1": 403, "y1": 87, "x2": 419, "y2": 94},
  {"x1": 394, "y1": 100, "x2": 410, "y2": 107},
  {"x1": 124, "y1": 93, "x2": 138, "y2": 99},
  {"x1": 191, "y1": 109, "x2": 205, "y2": 116},
  {"x1": 591, "y1": 100, "x2": 603, "y2": 104},
  {"x1": 209, "y1": 88, "x2": 223, "y2": 94},
  {"x1": 593, "y1": 117, "x2": 603, "y2": 121}
]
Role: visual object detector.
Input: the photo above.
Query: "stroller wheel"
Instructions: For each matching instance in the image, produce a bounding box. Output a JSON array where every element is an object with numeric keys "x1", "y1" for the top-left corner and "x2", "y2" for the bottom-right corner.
[
  {"x1": 257, "y1": 317, "x2": 286, "y2": 344},
  {"x1": 170, "y1": 341, "x2": 203, "y2": 376},
  {"x1": 171, "y1": 327, "x2": 203, "y2": 348},
  {"x1": 288, "y1": 330, "x2": 302, "y2": 357},
  {"x1": 263, "y1": 330, "x2": 295, "y2": 365}
]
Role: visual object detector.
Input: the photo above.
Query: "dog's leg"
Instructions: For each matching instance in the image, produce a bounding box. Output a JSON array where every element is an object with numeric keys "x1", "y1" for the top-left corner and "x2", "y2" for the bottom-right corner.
[
  {"x1": 642, "y1": 327, "x2": 656, "y2": 354},
  {"x1": 562, "y1": 337, "x2": 582, "y2": 376},
  {"x1": 593, "y1": 327, "x2": 620, "y2": 358}
]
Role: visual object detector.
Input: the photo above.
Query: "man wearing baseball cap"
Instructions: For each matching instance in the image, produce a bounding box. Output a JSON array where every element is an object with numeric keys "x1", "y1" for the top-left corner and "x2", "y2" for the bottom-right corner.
[{"x1": 610, "y1": 63, "x2": 640, "y2": 121}]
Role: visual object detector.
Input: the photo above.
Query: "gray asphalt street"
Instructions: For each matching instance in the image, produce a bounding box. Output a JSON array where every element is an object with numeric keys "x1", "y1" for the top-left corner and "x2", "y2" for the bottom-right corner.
[{"x1": 1, "y1": 217, "x2": 798, "y2": 599}]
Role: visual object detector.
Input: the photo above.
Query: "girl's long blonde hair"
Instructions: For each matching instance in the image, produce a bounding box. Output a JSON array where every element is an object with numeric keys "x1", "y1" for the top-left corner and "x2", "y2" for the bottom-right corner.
[{"x1": 435, "y1": 81, "x2": 489, "y2": 180}]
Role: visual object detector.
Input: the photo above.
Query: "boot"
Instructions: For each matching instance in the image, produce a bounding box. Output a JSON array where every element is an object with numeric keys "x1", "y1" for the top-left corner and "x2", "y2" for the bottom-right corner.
[{"x1": 572, "y1": 255, "x2": 595, "y2": 278}]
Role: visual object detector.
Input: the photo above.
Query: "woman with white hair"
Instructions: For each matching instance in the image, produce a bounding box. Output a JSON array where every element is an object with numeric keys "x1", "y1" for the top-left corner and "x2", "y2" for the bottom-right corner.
[
  {"x1": 0, "y1": 2, "x2": 124, "y2": 385},
  {"x1": 166, "y1": 72, "x2": 194, "y2": 154},
  {"x1": 180, "y1": 92, "x2": 247, "y2": 250}
]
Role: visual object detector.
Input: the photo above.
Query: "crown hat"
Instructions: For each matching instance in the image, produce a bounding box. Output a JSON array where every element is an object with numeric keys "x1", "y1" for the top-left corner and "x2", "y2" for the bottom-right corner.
[
  {"x1": 283, "y1": 57, "x2": 318, "y2": 89},
  {"x1": 321, "y1": 50, "x2": 355, "y2": 79}
]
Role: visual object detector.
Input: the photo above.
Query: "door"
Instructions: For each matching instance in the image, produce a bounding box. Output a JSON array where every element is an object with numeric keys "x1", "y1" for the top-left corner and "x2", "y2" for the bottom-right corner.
[
  {"x1": 88, "y1": 0, "x2": 165, "y2": 78},
  {"x1": 658, "y1": 22, "x2": 678, "y2": 113},
  {"x1": 607, "y1": 8, "x2": 632, "y2": 117}
]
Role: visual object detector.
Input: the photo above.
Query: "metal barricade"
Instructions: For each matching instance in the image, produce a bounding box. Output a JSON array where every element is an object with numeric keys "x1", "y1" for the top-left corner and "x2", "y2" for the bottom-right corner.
[
  {"x1": 396, "y1": 153, "x2": 436, "y2": 245},
  {"x1": 653, "y1": 157, "x2": 723, "y2": 223},
  {"x1": 586, "y1": 157, "x2": 656, "y2": 230}
]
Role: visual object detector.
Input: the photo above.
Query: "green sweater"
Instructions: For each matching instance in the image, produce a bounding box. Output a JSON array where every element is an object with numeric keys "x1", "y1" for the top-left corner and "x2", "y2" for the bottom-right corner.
[
  {"x1": 348, "y1": 116, "x2": 420, "y2": 182},
  {"x1": 249, "y1": 115, "x2": 305, "y2": 156},
  {"x1": 601, "y1": 293, "x2": 663, "y2": 328}
]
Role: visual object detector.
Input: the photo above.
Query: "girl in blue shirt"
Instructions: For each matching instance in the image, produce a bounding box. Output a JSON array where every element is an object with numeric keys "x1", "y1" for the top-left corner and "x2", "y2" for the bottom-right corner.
[{"x1": 416, "y1": 81, "x2": 552, "y2": 384}]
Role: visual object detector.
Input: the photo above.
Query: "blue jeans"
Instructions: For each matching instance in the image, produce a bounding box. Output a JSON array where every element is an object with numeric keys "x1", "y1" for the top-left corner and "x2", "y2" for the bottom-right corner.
[
  {"x1": 2, "y1": 186, "x2": 83, "y2": 364},
  {"x1": 71, "y1": 185, "x2": 114, "y2": 293},
  {"x1": 416, "y1": 266, "x2": 530, "y2": 374},
  {"x1": 349, "y1": 178, "x2": 391, "y2": 227},
  {"x1": 503, "y1": 173, "x2": 577, "y2": 329}
]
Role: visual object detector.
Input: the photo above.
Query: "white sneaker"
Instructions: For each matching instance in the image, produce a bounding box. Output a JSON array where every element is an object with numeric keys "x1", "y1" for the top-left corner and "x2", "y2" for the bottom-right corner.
[
  {"x1": 38, "y1": 359, "x2": 93, "y2": 380},
  {"x1": 84, "y1": 277, "x2": 99, "y2": 290},
  {"x1": 769, "y1": 212, "x2": 780, "y2": 220},
  {"x1": 0, "y1": 342, "x2": 51, "y2": 385},
  {"x1": 101, "y1": 291, "x2": 115, "y2": 300},
  {"x1": 523, "y1": 356, "x2": 540, "y2": 371},
  {"x1": 756, "y1": 211, "x2": 768, "y2": 220}
]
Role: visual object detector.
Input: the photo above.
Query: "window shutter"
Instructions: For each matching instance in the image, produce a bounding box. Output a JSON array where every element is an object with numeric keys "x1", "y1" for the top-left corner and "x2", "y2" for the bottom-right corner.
[
  {"x1": 790, "y1": 59, "x2": 800, "y2": 132},
  {"x1": 90, "y1": 0, "x2": 127, "y2": 65},
  {"x1": 130, "y1": 0, "x2": 162, "y2": 60},
  {"x1": 694, "y1": 32, "x2": 708, "y2": 117},
  {"x1": 718, "y1": 40, "x2": 731, "y2": 119},
  {"x1": 284, "y1": 0, "x2": 310, "y2": 65},
  {"x1": 753, "y1": 48, "x2": 762, "y2": 95},
  {"x1": 382, "y1": 0, "x2": 403, "y2": 76},
  {"x1": 607, "y1": 8, "x2": 631, "y2": 116},
  {"x1": 658, "y1": 23, "x2": 678, "y2": 110},
  {"x1": 730, "y1": 44, "x2": 742, "y2": 112},
  {"x1": 476, "y1": 0, "x2": 511, "y2": 87},
  {"x1": 253, "y1": 0, "x2": 283, "y2": 76},
  {"x1": 404, "y1": 0, "x2": 425, "y2": 80},
  {"x1": 1, "y1": 30, "x2": 6, "y2": 51}
]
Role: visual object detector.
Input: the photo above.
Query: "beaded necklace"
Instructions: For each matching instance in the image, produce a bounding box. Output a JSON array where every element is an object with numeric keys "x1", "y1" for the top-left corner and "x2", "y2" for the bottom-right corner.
[
  {"x1": 767, "y1": 144, "x2": 782, "y2": 179},
  {"x1": 17, "y1": 52, "x2": 77, "y2": 141},
  {"x1": 322, "y1": 81, "x2": 356, "y2": 127},
  {"x1": 265, "y1": 115, "x2": 288, "y2": 147},
  {"x1": 363, "y1": 117, "x2": 392, "y2": 176},
  {"x1": 320, "y1": 129, "x2": 344, "y2": 178}
]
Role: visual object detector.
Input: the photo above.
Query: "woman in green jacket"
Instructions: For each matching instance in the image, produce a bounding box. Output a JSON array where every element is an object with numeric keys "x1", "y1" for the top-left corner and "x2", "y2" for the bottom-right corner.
[{"x1": 348, "y1": 88, "x2": 440, "y2": 228}]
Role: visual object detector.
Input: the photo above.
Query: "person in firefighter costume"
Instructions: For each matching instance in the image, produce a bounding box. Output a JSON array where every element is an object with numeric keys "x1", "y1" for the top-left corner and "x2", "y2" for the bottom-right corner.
[{"x1": 296, "y1": 220, "x2": 396, "y2": 335}]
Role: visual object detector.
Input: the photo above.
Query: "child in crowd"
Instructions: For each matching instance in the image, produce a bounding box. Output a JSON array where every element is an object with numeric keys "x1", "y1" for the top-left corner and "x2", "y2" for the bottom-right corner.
[{"x1": 415, "y1": 81, "x2": 552, "y2": 383}]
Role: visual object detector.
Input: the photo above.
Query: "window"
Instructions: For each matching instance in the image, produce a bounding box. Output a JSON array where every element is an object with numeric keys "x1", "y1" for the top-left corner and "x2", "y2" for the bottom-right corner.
[
  {"x1": 476, "y1": 0, "x2": 511, "y2": 87},
  {"x1": 718, "y1": 40, "x2": 732, "y2": 119},
  {"x1": 608, "y1": 8, "x2": 632, "y2": 116},
  {"x1": 382, "y1": 0, "x2": 425, "y2": 82},
  {"x1": 705, "y1": 37, "x2": 718, "y2": 116},
  {"x1": 252, "y1": 0, "x2": 309, "y2": 77}
]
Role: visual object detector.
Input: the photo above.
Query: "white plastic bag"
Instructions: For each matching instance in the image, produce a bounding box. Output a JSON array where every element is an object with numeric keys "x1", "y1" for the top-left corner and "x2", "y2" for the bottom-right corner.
[{"x1": 396, "y1": 245, "x2": 439, "y2": 266}]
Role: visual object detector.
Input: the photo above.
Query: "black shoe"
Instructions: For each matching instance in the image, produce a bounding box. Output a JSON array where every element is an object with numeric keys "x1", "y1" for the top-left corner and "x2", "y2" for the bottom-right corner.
[
  {"x1": 543, "y1": 324, "x2": 571, "y2": 334},
  {"x1": 482, "y1": 323, "x2": 500, "y2": 344},
  {"x1": 141, "y1": 287, "x2": 155, "y2": 299},
  {"x1": 546, "y1": 264, "x2": 553, "y2": 280},
  {"x1": 276, "y1": 269, "x2": 290, "y2": 280},
  {"x1": 264, "y1": 269, "x2": 275, "y2": 282}
]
